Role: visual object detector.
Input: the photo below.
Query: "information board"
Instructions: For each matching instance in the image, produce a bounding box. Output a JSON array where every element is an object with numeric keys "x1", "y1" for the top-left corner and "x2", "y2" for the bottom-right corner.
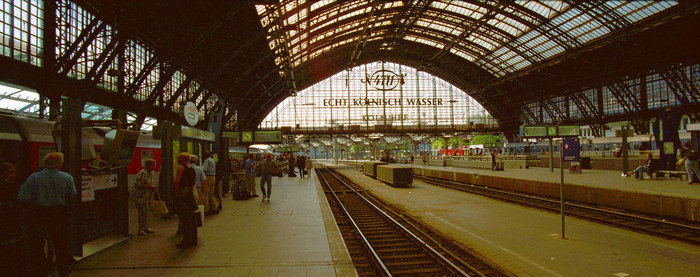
[
  {"x1": 254, "y1": 131, "x2": 282, "y2": 143},
  {"x1": 522, "y1": 126, "x2": 547, "y2": 137}
]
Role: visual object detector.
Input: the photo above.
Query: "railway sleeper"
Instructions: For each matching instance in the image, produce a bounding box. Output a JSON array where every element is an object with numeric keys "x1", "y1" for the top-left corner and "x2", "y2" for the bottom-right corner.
[
  {"x1": 391, "y1": 267, "x2": 446, "y2": 275},
  {"x1": 383, "y1": 260, "x2": 435, "y2": 267},
  {"x1": 374, "y1": 247, "x2": 421, "y2": 254},
  {"x1": 360, "y1": 227, "x2": 396, "y2": 233},
  {"x1": 381, "y1": 253, "x2": 427, "y2": 259}
]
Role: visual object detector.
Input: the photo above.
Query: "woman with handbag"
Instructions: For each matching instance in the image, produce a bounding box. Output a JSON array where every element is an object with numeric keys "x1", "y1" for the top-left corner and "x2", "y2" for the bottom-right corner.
[
  {"x1": 174, "y1": 153, "x2": 198, "y2": 249},
  {"x1": 130, "y1": 159, "x2": 158, "y2": 235}
]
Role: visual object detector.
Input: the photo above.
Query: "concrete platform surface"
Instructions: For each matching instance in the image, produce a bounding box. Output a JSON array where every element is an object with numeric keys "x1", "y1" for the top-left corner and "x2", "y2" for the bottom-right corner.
[
  {"x1": 343, "y1": 160, "x2": 699, "y2": 198},
  {"x1": 328, "y1": 163, "x2": 700, "y2": 277},
  {"x1": 71, "y1": 173, "x2": 356, "y2": 277}
]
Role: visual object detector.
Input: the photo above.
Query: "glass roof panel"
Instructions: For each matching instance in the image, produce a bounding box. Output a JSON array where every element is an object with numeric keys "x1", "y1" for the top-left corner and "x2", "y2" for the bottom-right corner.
[{"x1": 257, "y1": 0, "x2": 678, "y2": 79}]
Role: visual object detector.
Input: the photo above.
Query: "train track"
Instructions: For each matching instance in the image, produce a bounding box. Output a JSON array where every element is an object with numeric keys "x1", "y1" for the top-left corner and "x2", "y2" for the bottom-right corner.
[
  {"x1": 415, "y1": 175, "x2": 700, "y2": 245},
  {"x1": 318, "y1": 167, "x2": 512, "y2": 277}
]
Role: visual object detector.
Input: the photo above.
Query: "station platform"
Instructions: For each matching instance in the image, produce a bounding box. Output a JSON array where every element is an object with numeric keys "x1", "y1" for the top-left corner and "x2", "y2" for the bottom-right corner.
[
  {"x1": 71, "y1": 174, "x2": 356, "y2": 276},
  {"x1": 322, "y1": 161, "x2": 700, "y2": 277},
  {"x1": 408, "y1": 162, "x2": 700, "y2": 198},
  {"x1": 341, "y1": 159, "x2": 700, "y2": 223}
]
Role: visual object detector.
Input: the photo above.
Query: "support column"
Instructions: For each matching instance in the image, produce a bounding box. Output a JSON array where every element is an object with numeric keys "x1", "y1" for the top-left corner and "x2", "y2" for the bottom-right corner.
[
  {"x1": 61, "y1": 97, "x2": 83, "y2": 256},
  {"x1": 158, "y1": 120, "x2": 175, "y2": 215},
  {"x1": 112, "y1": 110, "x2": 129, "y2": 235}
]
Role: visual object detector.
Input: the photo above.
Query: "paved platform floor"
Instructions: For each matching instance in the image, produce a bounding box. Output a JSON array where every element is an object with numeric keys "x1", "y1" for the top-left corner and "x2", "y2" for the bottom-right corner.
[
  {"x1": 343, "y1": 160, "x2": 700, "y2": 198},
  {"x1": 71, "y1": 173, "x2": 356, "y2": 277},
  {"x1": 327, "y1": 162, "x2": 700, "y2": 277}
]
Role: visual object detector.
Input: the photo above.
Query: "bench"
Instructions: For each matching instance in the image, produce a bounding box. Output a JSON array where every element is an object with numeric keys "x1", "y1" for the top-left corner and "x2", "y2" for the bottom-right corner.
[{"x1": 655, "y1": 170, "x2": 687, "y2": 181}]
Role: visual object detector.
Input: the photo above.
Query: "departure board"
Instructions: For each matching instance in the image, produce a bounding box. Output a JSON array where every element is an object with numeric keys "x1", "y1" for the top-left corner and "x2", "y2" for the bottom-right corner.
[{"x1": 254, "y1": 131, "x2": 282, "y2": 143}]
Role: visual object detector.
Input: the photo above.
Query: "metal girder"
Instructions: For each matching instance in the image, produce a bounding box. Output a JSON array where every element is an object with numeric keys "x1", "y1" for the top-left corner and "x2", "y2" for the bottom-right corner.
[
  {"x1": 576, "y1": 0, "x2": 629, "y2": 31},
  {"x1": 125, "y1": 56, "x2": 159, "y2": 97},
  {"x1": 55, "y1": 18, "x2": 102, "y2": 74},
  {"x1": 144, "y1": 63, "x2": 178, "y2": 104},
  {"x1": 84, "y1": 37, "x2": 124, "y2": 84},
  {"x1": 660, "y1": 67, "x2": 696, "y2": 105},
  {"x1": 607, "y1": 82, "x2": 641, "y2": 114},
  {"x1": 165, "y1": 76, "x2": 195, "y2": 107},
  {"x1": 384, "y1": 0, "x2": 431, "y2": 49},
  {"x1": 520, "y1": 105, "x2": 539, "y2": 125}
]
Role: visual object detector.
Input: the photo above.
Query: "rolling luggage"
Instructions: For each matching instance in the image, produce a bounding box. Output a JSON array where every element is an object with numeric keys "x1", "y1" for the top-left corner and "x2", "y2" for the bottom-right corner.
[{"x1": 233, "y1": 186, "x2": 250, "y2": 200}]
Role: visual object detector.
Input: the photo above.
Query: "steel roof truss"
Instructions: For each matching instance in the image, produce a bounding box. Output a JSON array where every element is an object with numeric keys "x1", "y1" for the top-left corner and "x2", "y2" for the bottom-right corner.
[
  {"x1": 57, "y1": 20, "x2": 108, "y2": 75},
  {"x1": 125, "y1": 56, "x2": 159, "y2": 97}
]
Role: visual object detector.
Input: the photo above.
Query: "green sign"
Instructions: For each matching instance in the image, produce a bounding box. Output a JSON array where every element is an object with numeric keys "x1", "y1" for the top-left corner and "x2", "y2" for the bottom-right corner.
[
  {"x1": 241, "y1": 131, "x2": 253, "y2": 143},
  {"x1": 522, "y1": 126, "x2": 547, "y2": 137},
  {"x1": 521, "y1": 125, "x2": 580, "y2": 138},
  {"x1": 558, "y1": 126, "x2": 581, "y2": 137},
  {"x1": 254, "y1": 131, "x2": 282, "y2": 143}
]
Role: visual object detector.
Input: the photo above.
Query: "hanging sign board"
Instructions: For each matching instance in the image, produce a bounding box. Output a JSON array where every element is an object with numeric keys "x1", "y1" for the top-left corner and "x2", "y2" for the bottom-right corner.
[
  {"x1": 241, "y1": 131, "x2": 254, "y2": 143},
  {"x1": 254, "y1": 131, "x2": 282, "y2": 144},
  {"x1": 521, "y1": 125, "x2": 580, "y2": 138}
]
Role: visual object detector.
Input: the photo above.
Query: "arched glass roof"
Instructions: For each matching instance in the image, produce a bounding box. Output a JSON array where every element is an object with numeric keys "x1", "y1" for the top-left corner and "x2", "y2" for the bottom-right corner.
[
  {"x1": 259, "y1": 61, "x2": 493, "y2": 131},
  {"x1": 256, "y1": 1, "x2": 677, "y2": 77}
]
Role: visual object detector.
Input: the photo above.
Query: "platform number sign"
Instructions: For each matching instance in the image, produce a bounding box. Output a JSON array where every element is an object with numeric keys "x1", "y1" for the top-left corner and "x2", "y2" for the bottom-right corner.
[{"x1": 286, "y1": 134, "x2": 295, "y2": 144}]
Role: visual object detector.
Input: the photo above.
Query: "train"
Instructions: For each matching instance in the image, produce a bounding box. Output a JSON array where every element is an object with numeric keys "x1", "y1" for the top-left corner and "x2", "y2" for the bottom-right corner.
[
  {"x1": 500, "y1": 132, "x2": 691, "y2": 156},
  {"x1": 0, "y1": 113, "x2": 163, "y2": 186}
]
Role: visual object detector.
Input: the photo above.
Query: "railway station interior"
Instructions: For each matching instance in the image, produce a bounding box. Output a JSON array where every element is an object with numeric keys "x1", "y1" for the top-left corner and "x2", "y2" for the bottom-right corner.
[{"x1": 0, "y1": 1, "x2": 698, "y2": 276}]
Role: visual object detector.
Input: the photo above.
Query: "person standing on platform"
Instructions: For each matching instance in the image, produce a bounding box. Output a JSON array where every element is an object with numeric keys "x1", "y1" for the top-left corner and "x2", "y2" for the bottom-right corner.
[
  {"x1": 1, "y1": 162, "x2": 27, "y2": 276},
  {"x1": 305, "y1": 156, "x2": 313, "y2": 178},
  {"x1": 297, "y1": 155, "x2": 306, "y2": 178},
  {"x1": 201, "y1": 151, "x2": 220, "y2": 213},
  {"x1": 244, "y1": 154, "x2": 258, "y2": 197},
  {"x1": 189, "y1": 155, "x2": 207, "y2": 210},
  {"x1": 260, "y1": 154, "x2": 278, "y2": 201},
  {"x1": 410, "y1": 154, "x2": 414, "y2": 165},
  {"x1": 130, "y1": 159, "x2": 158, "y2": 235},
  {"x1": 17, "y1": 152, "x2": 76, "y2": 276},
  {"x1": 288, "y1": 155, "x2": 296, "y2": 177},
  {"x1": 490, "y1": 149, "x2": 497, "y2": 170},
  {"x1": 174, "y1": 153, "x2": 198, "y2": 249},
  {"x1": 680, "y1": 142, "x2": 700, "y2": 184}
]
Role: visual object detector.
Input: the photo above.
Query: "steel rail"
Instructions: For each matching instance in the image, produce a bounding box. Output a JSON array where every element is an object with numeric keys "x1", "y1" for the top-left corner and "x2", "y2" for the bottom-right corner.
[
  {"x1": 321, "y1": 167, "x2": 472, "y2": 277},
  {"x1": 317, "y1": 168, "x2": 393, "y2": 277}
]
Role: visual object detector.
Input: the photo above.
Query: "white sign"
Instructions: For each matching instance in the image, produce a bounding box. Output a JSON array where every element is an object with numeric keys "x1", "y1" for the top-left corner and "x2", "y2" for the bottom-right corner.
[
  {"x1": 184, "y1": 101, "x2": 199, "y2": 126},
  {"x1": 81, "y1": 176, "x2": 95, "y2": 202},
  {"x1": 92, "y1": 174, "x2": 118, "y2": 190}
]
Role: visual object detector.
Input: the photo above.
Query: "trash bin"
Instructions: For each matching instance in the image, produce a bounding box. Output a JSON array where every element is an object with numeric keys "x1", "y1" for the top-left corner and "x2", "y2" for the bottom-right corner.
[{"x1": 580, "y1": 157, "x2": 591, "y2": 169}]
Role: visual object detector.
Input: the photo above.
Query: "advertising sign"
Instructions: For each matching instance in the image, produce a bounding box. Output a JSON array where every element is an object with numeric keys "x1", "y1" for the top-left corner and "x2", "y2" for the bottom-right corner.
[
  {"x1": 183, "y1": 101, "x2": 199, "y2": 126},
  {"x1": 562, "y1": 138, "x2": 580, "y2": 162}
]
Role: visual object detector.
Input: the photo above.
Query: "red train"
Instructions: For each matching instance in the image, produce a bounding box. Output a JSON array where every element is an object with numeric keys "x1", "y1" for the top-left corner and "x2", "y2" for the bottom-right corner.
[{"x1": 0, "y1": 113, "x2": 162, "y2": 186}]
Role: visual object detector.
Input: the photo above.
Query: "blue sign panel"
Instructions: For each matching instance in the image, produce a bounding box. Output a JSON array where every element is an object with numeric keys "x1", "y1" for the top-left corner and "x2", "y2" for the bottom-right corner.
[{"x1": 562, "y1": 138, "x2": 580, "y2": 162}]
